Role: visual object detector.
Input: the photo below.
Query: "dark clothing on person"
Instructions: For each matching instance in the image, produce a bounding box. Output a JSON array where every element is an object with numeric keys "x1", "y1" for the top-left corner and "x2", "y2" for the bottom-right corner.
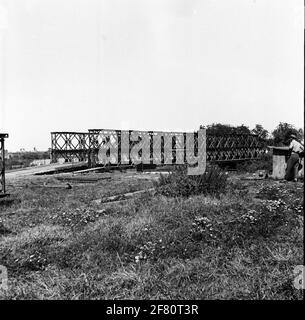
[
  {"x1": 285, "y1": 152, "x2": 300, "y2": 181},
  {"x1": 285, "y1": 138, "x2": 304, "y2": 181}
]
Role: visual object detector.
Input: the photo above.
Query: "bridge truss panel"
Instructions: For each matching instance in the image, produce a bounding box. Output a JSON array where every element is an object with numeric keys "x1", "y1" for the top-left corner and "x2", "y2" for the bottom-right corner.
[
  {"x1": 50, "y1": 130, "x2": 267, "y2": 166},
  {"x1": 50, "y1": 132, "x2": 90, "y2": 163}
]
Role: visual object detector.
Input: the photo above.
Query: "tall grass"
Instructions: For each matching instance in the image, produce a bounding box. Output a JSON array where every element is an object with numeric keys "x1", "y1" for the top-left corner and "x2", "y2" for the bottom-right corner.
[
  {"x1": 0, "y1": 174, "x2": 303, "y2": 300},
  {"x1": 236, "y1": 152, "x2": 273, "y2": 173},
  {"x1": 155, "y1": 165, "x2": 228, "y2": 197}
]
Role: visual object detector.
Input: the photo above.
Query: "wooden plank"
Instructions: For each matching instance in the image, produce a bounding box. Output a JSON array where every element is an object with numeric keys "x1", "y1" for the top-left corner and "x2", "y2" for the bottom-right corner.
[
  {"x1": 72, "y1": 167, "x2": 106, "y2": 175},
  {"x1": 56, "y1": 175, "x2": 111, "y2": 183},
  {"x1": 92, "y1": 188, "x2": 155, "y2": 205},
  {"x1": 34, "y1": 162, "x2": 88, "y2": 175},
  {"x1": 42, "y1": 183, "x2": 73, "y2": 189}
]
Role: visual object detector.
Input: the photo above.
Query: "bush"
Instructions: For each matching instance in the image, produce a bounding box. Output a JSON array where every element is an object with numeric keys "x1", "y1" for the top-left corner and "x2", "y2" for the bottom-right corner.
[
  {"x1": 272, "y1": 122, "x2": 303, "y2": 146},
  {"x1": 155, "y1": 165, "x2": 228, "y2": 198},
  {"x1": 236, "y1": 152, "x2": 272, "y2": 173}
]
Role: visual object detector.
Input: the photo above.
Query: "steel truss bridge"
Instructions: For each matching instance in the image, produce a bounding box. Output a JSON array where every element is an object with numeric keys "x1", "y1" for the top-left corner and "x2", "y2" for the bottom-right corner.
[
  {"x1": 51, "y1": 129, "x2": 267, "y2": 167},
  {"x1": 0, "y1": 133, "x2": 9, "y2": 197}
]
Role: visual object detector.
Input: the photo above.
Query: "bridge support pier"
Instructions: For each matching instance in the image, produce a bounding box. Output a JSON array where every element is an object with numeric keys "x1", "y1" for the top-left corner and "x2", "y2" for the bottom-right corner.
[{"x1": 269, "y1": 146, "x2": 304, "y2": 179}]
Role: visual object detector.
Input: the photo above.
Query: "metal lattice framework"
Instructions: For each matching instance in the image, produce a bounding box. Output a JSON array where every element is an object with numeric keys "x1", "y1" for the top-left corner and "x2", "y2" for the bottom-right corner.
[
  {"x1": 51, "y1": 132, "x2": 89, "y2": 163},
  {"x1": 88, "y1": 129, "x2": 189, "y2": 166},
  {"x1": 51, "y1": 129, "x2": 266, "y2": 166},
  {"x1": 206, "y1": 134, "x2": 266, "y2": 161},
  {"x1": 0, "y1": 133, "x2": 9, "y2": 197}
]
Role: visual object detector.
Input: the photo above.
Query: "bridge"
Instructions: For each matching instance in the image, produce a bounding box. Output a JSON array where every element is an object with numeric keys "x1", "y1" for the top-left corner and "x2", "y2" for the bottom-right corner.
[{"x1": 50, "y1": 129, "x2": 267, "y2": 167}]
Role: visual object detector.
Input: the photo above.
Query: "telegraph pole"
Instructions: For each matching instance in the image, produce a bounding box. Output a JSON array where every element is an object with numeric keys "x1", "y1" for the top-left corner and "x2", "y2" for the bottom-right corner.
[{"x1": 0, "y1": 1, "x2": 8, "y2": 131}]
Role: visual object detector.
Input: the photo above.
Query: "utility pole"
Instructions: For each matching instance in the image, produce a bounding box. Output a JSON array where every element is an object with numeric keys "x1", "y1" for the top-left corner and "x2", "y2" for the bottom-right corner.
[
  {"x1": 0, "y1": 1, "x2": 8, "y2": 130},
  {"x1": 0, "y1": 133, "x2": 8, "y2": 197},
  {"x1": 0, "y1": 2, "x2": 9, "y2": 197}
]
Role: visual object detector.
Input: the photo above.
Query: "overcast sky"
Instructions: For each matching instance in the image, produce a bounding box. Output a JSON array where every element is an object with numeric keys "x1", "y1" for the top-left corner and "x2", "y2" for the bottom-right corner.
[{"x1": 0, "y1": 0, "x2": 304, "y2": 151}]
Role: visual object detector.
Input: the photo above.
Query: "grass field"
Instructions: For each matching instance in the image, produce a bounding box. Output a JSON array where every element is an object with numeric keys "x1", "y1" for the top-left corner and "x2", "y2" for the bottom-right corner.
[{"x1": 0, "y1": 170, "x2": 303, "y2": 300}]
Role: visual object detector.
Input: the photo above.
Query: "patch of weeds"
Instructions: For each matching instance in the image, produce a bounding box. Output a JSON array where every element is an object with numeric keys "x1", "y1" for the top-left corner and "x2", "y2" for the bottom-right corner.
[
  {"x1": 0, "y1": 220, "x2": 12, "y2": 236},
  {"x1": 236, "y1": 152, "x2": 272, "y2": 173},
  {"x1": 1, "y1": 238, "x2": 57, "y2": 273},
  {"x1": 50, "y1": 207, "x2": 109, "y2": 229},
  {"x1": 191, "y1": 216, "x2": 218, "y2": 242},
  {"x1": 0, "y1": 196, "x2": 21, "y2": 208},
  {"x1": 102, "y1": 223, "x2": 133, "y2": 254},
  {"x1": 155, "y1": 165, "x2": 228, "y2": 198},
  {"x1": 255, "y1": 185, "x2": 282, "y2": 200},
  {"x1": 0, "y1": 226, "x2": 69, "y2": 274},
  {"x1": 227, "y1": 180, "x2": 251, "y2": 199},
  {"x1": 274, "y1": 280, "x2": 303, "y2": 300},
  {"x1": 133, "y1": 239, "x2": 174, "y2": 263},
  {"x1": 129, "y1": 227, "x2": 202, "y2": 263},
  {"x1": 189, "y1": 199, "x2": 291, "y2": 248},
  {"x1": 51, "y1": 219, "x2": 136, "y2": 270}
]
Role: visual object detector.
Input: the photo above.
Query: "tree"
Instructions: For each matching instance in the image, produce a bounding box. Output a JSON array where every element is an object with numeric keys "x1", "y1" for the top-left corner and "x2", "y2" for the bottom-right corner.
[
  {"x1": 271, "y1": 122, "x2": 303, "y2": 146},
  {"x1": 201, "y1": 123, "x2": 251, "y2": 136},
  {"x1": 251, "y1": 124, "x2": 269, "y2": 139},
  {"x1": 235, "y1": 124, "x2": 251, "y2": 135},
  {"x1": 201, "y1": 123, "x2": 233, "y2": 135}
]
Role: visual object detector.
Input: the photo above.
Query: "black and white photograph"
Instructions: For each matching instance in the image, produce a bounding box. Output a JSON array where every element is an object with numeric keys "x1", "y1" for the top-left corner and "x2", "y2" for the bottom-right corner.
[{"x1": 0, "y1": 0, "x2": 304, "y2": 305}]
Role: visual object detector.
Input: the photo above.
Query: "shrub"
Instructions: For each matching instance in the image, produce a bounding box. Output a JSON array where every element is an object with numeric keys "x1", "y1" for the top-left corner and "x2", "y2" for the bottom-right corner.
[
  {"x1": 236, "y1": 152, "x2": 272, "y2": 173},
  {"x1": 190, "y1": 199, "x2": 290, "y2": 248},
  {"x1": 155, "y1": 165, "x2": 228, "y2": 198}
]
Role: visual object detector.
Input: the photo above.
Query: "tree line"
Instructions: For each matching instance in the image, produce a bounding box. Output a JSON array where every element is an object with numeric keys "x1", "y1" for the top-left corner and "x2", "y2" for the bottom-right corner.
[{"x1": 200, "y1": 122, "x2": 304, "y2": 146}]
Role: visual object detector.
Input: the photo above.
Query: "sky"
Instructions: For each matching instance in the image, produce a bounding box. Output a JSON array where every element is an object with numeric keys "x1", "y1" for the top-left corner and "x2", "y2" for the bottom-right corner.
[{"x1": 0, "y1": 0, "x2": 304, "y2": 151}]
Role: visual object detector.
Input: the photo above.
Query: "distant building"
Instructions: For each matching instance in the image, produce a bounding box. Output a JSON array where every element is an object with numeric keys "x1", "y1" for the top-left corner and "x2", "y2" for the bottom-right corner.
[{"x1": 30, "y1": 159, "x2": 51, "y2": 167}]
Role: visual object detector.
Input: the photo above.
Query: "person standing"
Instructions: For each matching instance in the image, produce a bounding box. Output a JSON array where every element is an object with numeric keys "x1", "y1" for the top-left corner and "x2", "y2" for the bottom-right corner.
[{"x1": 285, "y1": 134, "x2": 304, "y2": 182}]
